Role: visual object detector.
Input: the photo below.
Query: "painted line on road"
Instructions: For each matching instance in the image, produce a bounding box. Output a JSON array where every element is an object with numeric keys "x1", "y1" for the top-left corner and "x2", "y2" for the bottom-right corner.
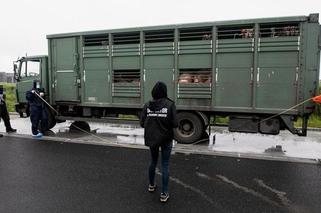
[
  {"x1": 156, "y1": 169, "x2": 214, "y2": 204},
  {"x1": 216, "y1": 175, "x2": 282, "y2": 207},
  {"x1": 254, "y1": 179, "x2": 291, "y2": 209}
]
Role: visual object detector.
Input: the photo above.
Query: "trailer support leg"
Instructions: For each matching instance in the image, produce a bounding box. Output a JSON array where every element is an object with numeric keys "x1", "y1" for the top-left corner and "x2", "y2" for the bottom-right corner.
[
  {"x1": 300, "y1": 115, "x2": 308, "y2": 136},
  {"x1": 208, "y1": 116, "x2": 215, "y2": 146}
]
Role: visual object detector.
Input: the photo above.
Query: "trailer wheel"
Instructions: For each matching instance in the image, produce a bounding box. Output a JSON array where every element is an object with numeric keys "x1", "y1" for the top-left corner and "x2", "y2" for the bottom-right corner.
[
  {"x1": 70, "y1": 121, "x2": 90, "y2": 133},
  {"x1": 39, "y1": 107, "x2": 56, "y2": 131},
  {"x1": 47, "y1": 108, "x2": 57, "y2": 129},
  {"x1": 26, "y1": 104, "x2": 30, "y2": 117},
  {"x1": 174, "y1": 112, "x2": 203, "y2": 144}
]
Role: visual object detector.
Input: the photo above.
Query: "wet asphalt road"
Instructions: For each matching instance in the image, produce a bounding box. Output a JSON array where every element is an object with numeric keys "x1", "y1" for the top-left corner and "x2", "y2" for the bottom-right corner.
[{"x1": 1, "y1": 136, "x2": 321, "y2": 213}]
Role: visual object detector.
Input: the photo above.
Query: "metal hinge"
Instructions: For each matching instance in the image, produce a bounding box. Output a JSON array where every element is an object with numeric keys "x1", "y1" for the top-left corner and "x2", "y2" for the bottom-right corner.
[
  {"x1": 215, "y1": 68, "x2": 218, "y2": 83},
  {"x1": 172, "y1": 68, "x2": 175, "y2": 81},
  {"x1": 295, "y1": 67, "x2": 299, "y2": 82},
  {"x1": 143, "y1": 69, "x2": 146, "y2": 82},
  {"x1": 82, "y1": 47, "x2": 85, "y2": 57},
  {"x1": 252, "y1": 38, "x2": 255, "y2": 52},
  {"x1": 143, "y1": 43, "x2": 145, "y2": 55},
  {"x1": 173, "y1": 42, "x2": 175, "y2": 54},
  {"x1": 177, "y1": 83, "x2": 180, "y2": 98},
  {"x1": 216, "y1": 40, "x2": 218, "y2": 53},
  {"x1": 257, "y1": 68, "x2": 260, "y2": 86},
  {"x1": 178, "y1": 42, "x2": 180, "y2": 55}
]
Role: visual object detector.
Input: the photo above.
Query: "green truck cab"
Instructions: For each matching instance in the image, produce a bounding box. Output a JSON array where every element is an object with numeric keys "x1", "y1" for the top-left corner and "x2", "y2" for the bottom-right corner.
[
  {"x1": 14, "y1": 56, "x2": 48, "y2": 115},
  {"x1": 14, "y1": 14, "x2": 321, "y2": 143}
]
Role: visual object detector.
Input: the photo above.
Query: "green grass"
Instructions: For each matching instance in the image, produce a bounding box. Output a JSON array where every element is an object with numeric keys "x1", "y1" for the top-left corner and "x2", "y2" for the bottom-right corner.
[
  {"x1": 295, "y1": 115, "x2": 321, "y2": 128},
  {"x1": 211, "y1": 116, "x2": 229, "y2": 125},
  {"x1": 118, "y1": 114, "x2": 139, "y2": 120},
  {"x1": 212, "y1": 115, "x2": 321, "y2": 128}
]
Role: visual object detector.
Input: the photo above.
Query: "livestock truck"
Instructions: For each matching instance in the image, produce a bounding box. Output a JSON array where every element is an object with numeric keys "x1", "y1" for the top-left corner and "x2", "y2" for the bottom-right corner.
[{"x1": 13, "y1": 14, "x2": 321, "y2": 143}]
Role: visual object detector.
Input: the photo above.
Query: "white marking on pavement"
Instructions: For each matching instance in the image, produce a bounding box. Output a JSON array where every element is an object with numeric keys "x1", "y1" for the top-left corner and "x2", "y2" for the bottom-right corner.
[
  {"x1": 215, "y1": 174, "x2": 281, "y2": 207},
  {"x1": 196, "y1": 171, "x2": 212, "y2": 180},
  {"x1": 155, "y1": 169, "x2": 215, "y2": 205},
  {"x1": 254, "y1": 179, "x2": 306, "y2": 213},
  {"x1": 254, "y1": 179, "x2": 290, "y2": 206}
]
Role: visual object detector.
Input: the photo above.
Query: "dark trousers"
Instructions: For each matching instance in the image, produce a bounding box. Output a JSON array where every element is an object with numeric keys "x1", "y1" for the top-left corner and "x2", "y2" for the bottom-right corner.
[
  {"x1": 0, "y1": 103, "x2": 12, "y2": 131},
  {"x1": 149, "y1": 141, "x2": 172, "y2": 194},
  {"x1": 30, "y1": 106, "x2": 48, "y2": 135}
]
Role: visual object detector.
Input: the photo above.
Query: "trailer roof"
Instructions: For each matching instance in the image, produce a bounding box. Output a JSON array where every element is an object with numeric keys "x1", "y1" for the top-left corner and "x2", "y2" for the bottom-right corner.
[
  {"x1": 19, "y1": 55, "x2": 48, "y2": 61},
  {"x1": 47, "y1": 14, "x2": 316, "y2": 39}
]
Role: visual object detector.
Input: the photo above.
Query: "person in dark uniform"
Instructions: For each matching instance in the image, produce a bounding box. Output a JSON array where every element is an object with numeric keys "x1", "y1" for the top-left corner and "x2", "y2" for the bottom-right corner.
[
  {"x1": 25, "y1": 80, "x2": 48, "y2": 138},
  {"x1": 0, "y1": 85, "x2": 17, "y2": 137},
  {"x1": 140, "y1": 81, "x2": 178, "y2": 203}
]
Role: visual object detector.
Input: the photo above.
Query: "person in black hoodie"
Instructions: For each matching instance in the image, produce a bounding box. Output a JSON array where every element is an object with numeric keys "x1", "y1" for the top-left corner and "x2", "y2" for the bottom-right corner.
[
  {"x1": 140, "y1": 81, "x2": 178, "y2": 203},
  {"x1": 0, "y1": 85, "x2": 17, "y2": 136}
]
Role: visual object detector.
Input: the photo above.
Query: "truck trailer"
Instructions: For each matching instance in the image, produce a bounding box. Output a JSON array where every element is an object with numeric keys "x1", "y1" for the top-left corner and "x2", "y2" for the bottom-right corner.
[{"x1": 13, "y1": 14, "x2": 321, "y2": 143}]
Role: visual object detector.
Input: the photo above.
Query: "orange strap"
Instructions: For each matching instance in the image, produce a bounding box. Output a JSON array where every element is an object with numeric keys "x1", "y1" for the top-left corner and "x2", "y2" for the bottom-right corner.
[{"x1": 312, "y1": 95, "x2": 321, "y2": 103}]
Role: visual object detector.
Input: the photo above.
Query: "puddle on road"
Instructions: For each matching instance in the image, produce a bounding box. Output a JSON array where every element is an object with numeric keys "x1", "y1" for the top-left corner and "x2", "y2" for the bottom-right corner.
[{"x1": 2, "y1": 116, "x2": 321, "y2": 159}]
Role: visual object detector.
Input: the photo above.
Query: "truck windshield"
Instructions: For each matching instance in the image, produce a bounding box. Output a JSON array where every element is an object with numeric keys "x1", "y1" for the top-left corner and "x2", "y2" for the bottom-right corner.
[{"x1": 20, "y1": 60, "x2": 40, "y2": 77}]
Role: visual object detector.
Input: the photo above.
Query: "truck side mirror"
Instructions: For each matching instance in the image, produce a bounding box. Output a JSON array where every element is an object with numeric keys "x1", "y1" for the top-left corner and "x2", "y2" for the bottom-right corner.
[{"x1": 13, "y1": 63, "x2": 19, "y2": 81}]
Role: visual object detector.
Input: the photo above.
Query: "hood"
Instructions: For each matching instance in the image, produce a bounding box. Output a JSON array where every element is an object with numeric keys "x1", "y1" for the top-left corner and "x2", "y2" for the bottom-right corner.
[
  {"x1": 152, "y1": 81, "x2": 167, "y2": 100},
  {"x1": 149, "y1": 81, "x2": 168, "y2": 111},
  {"x1": 148, "y1": 98, "x2": 167, "y2": 111}
]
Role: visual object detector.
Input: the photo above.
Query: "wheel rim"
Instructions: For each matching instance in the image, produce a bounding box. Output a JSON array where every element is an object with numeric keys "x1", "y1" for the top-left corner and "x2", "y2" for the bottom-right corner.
[{"x1": 177, "y1": 119, "x2": 195, "y2": 138}]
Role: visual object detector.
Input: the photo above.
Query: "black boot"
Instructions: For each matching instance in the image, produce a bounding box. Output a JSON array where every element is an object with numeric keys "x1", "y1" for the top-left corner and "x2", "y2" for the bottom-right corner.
[{"x1": 6, "y1": 128, "x2": 17, "y2": 133}]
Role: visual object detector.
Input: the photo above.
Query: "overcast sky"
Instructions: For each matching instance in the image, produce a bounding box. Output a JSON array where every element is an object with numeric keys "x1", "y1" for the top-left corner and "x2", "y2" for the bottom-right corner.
[{"x1": 1, "y1": 0, "x2": 320, "y2": 77}]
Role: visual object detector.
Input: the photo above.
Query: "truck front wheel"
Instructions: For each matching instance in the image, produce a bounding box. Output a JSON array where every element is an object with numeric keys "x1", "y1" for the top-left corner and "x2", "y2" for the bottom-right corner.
[{"x1": 174, "y1": 112, "x2": 203, "y2": 144}]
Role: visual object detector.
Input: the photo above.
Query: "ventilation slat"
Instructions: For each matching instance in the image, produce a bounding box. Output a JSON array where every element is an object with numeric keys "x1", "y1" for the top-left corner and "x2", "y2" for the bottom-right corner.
[
  {"x1": 178, "y1": 69, "x2": 212, "y2": 84},
  {"x1": 113, "y1": 33, "x2": 140, "y2": 45},
  {"x1": 84, "y1": 34, "x2": 109, "y2": 46},
  {"x1": 145, "y1": 30, "x2": 174, "y2": 43},
  {"x1": 218, "y1": 26, "x2": 254, "y2": 40},
  {"x1": 259, "y1": 23, "x2": 299, "y2": 38},
  {"x1": 113, "y1": 69, "x2": 140, "y2": 83},
  {"x1": 179, "y1": 27, "x2": 212, "y2": 41}
]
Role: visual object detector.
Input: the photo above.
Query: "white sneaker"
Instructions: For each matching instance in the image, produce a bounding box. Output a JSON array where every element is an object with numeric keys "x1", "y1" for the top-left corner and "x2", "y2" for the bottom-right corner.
[
  {"x1": 160, "y1": 193, "x2": 169, "y2": 203},
  {"x1": 32, "y1": 133, "x2": 43, "y2": 138}
]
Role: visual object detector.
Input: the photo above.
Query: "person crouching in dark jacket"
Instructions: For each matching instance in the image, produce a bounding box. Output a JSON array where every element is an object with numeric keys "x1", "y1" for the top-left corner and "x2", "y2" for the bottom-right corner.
[
  {"x1": 25, "y1": 80, "x2": 48, "y2": 138},
  {"x1": 140, "y1": 81, "x2": 178, "y2": 203}
]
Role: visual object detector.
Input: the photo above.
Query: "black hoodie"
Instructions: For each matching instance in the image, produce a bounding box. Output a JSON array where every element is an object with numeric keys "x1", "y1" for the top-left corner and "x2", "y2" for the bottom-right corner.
[{"x1": 140, "y1": 82, "x2": 178, "y2": 147}]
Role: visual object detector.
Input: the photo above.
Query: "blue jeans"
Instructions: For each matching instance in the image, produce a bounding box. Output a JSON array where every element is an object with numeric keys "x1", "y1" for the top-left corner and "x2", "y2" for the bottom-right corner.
[{"x1": 148, "y1": 141, "x2": 172, "y2": 194}]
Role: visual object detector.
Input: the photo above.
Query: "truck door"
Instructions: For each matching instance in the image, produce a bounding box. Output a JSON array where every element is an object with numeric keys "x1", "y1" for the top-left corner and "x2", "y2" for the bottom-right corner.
[
  {"x1": 52, "y1": 37, "x2": 80, "y2": 102},
  {"x1": 15, "y1": 59, "x2": 41, "y2": 104}
]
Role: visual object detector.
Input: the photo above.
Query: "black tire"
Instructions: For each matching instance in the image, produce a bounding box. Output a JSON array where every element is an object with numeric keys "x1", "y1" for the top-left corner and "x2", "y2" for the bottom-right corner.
[
  {"x1": 43, "y1": 130, "x2": 55, "y2": 136},
  {"x1": 39, "y1": 107, "x2": 56, "y2": 132},
  {"x1": 26, "y1": 104, "x2": 30, "y2": 117},
  {"x1": 19, "y1": 111, "x2": 24, "y2": 118},
  {"x1": 174, "y1": 112, "x2": 204, "y2": 144},
  {"x1": 47, "y1": 108, "x2": 57, "y2": 129},
  {"x1": 70, "y1": 121, "x2": 91, "y2": 133}
]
